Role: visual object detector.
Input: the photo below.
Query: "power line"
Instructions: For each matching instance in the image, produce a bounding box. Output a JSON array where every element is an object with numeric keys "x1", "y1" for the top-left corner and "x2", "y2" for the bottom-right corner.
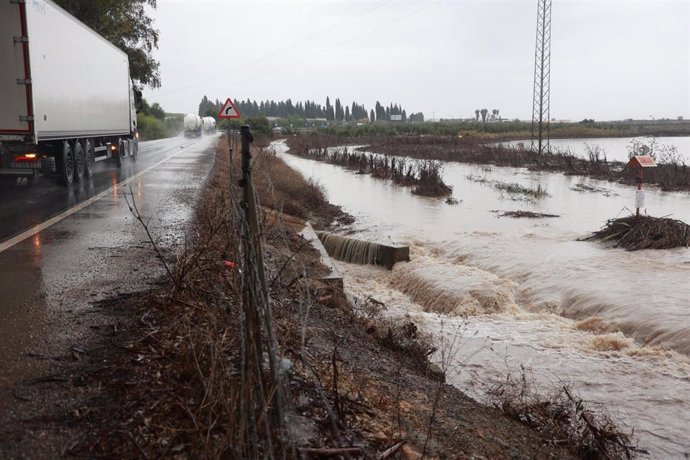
[
  {"x1": 154, "y1": 0, "x2": 393, "y2": 98},
  {"x1": 163, "y1": 0, "x2": 444, "y2": 106}
]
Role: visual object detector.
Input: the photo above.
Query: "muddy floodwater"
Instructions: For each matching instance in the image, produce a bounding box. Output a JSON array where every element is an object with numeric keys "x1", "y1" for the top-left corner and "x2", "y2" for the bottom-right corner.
[
  {"x1": 500, "y1": 136, "x2": 690, "y2": 162},
  {"x1": 274, "y1": 140, "x2": 690, "y2": 457}
]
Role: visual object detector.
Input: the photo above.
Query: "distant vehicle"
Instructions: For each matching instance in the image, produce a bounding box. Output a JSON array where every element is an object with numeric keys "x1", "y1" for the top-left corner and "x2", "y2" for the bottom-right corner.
[
  {"x1": 0, "y1": 0, "x2": 138, "y2": 186},
  {"x1": 201, "y1": 117, "x2": 217, "y2": 134},
  {"x1": 184, "y1": 114, "x2": 203, "y2": 137}
]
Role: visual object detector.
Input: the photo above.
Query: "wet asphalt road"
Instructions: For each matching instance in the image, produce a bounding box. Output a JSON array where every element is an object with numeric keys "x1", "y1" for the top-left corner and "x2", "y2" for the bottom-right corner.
[{"x1": 0, "y1": 134, "x2": 219, "y2": 390}]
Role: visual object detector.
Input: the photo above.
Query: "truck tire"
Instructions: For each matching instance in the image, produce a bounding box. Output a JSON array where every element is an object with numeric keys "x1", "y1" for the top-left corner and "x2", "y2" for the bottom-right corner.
[
  {"x1": 84, "y1": 140, "x2": 95, "y2": 178},
  {"x1": 131, "y1": 139, "x2": 138, "y2": 162},
  {"x1": 60, "y1": 141, "x2": 74, "y2": 186},
  {"x1": 73, "y1": 140, "x2": 85, "y2": 182},
  {"x1": 116, "y1": 138, "x2": 125, "y2": 168}
]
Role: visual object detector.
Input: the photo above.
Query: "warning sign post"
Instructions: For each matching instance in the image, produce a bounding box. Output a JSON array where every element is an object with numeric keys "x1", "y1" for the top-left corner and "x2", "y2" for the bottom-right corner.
[
  {"x1": 218, "y1": 98, "x2": 241, "y2": 119},
  {"x1": 627, "y1": 155, "x2": 657, "y2": 218}
]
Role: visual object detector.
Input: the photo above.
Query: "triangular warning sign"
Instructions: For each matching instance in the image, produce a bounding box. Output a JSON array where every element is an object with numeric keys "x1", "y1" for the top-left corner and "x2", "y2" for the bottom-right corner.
[{"x1": 217, "y1": 98, "x2": 241, "y2": 119}]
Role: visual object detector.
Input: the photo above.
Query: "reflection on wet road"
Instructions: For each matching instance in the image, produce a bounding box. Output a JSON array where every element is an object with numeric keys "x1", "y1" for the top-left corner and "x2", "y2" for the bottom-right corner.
[
  {"x1": 0, "y1": 134, "x2": 218, "y2": 389},
  {"x1": 0, "y1": 136, "x2": 210, "y2": 243}
]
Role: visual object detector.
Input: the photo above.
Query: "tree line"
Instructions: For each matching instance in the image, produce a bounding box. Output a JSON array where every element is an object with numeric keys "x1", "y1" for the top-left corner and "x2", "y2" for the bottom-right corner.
[
  {"x1": 474, "y1": 108, "x2": 501, "y2": 124},
  {"x1": 55, "y1": 0, "x2": 160, "y2": 92},
  {"x1": 198, "y1": 96, "x2": 424, "y2": 123}
]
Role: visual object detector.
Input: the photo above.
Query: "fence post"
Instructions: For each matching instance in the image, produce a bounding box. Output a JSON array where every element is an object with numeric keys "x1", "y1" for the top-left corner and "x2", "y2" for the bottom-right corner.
[
  {"x1": 239, "y1": 125, "x2": 284, "y2": 426},
  {"x1": 227, "y1": 128, "x2": 233, "y2": 164}
]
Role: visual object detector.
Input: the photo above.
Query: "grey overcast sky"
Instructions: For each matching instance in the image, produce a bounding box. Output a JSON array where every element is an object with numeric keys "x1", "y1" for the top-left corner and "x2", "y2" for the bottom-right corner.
[{"x1": 142, "y1": 0, "x2": 690, "y2": 121}]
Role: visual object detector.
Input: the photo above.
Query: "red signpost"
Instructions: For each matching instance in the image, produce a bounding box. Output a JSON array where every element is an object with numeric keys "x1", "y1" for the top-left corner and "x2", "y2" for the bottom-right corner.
[{"x1": 626, "y1": 155, "x2": 657, "y2": 218}]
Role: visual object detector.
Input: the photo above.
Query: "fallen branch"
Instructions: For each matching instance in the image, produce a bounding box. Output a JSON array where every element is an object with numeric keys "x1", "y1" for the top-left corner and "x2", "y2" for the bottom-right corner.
[{"x1": 377, "y1": 440, "x2": 406, "y2": 459}]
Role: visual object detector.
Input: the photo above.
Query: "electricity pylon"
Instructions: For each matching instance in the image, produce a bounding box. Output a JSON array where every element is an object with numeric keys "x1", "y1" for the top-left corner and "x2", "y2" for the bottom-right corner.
[{"x1": 531, "y1": 0, "x2": 552, "y2": 155}]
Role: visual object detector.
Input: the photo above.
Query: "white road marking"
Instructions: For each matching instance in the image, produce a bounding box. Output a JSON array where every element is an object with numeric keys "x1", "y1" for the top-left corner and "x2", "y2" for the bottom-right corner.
[{"x1": 0, "y1": 140, "x2": 204, "y2": 254}]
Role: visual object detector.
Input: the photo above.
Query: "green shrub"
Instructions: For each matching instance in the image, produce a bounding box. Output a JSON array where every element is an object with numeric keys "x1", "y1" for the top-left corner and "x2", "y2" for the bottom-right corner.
[{"x1": 137, "y1": 113, "x2": 168, "y2": 140}]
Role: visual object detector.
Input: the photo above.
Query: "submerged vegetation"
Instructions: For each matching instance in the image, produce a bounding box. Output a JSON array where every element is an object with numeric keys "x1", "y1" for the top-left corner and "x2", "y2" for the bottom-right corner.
[
  {"x1": 487, "y1": 370, "x2": 635, "y2": 459},
  {"x1": 291, "y1": 133, "x2": 690, "y2": 192},
  {"x1": 286, "y1": 138, "x2": 453, "y2": 197},
  {"x1": 494, "y1": 210, "x2": 560, "y2": 218},
  {"x1": 466, "y1": 174, "x2": 549, "y2": 200},
  {"x1": 584, "y1": 215, "x2": 690, "y2": 250}
]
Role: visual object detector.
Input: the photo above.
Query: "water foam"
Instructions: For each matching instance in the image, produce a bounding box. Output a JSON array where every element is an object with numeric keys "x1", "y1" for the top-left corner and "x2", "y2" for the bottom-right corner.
[{"x1": 389, "y1": 255, "x2": 521, "y2": 316}]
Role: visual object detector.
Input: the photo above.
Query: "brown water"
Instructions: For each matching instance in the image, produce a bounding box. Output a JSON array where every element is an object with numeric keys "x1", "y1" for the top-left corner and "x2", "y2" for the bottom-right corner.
[
  {"x1": 276, "y1": 140, "x2": 690, "y2": 457},
  {"x1": 500, "y1": 136, "x2": 690, "y2": 162},
  {"x1": 318, "y1": 232, "x2": 382, "y2": 265}
]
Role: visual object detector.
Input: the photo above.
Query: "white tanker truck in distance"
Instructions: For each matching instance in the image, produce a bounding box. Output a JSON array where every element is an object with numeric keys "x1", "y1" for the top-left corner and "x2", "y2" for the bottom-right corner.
[
  {"x1": 0, "y1": 0, "x2": 138, "y2": 186},
  {"x1": 202, "y1": 117, "x2": 217, "y2": 134},
  {"x1": 184, "y1": 114, "x2": 203, "y2": 138}
]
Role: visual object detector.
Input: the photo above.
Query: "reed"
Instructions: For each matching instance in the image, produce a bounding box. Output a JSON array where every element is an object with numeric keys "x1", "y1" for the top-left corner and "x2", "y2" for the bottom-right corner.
[{"x1": 287, "y1": 141, "x2": 453, "y2": 197}]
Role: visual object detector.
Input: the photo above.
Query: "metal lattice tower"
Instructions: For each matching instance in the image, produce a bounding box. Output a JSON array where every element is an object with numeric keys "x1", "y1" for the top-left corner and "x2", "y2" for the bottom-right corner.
[{"x1": 531, "y1": 0, "x2": 552, "y2": 155}]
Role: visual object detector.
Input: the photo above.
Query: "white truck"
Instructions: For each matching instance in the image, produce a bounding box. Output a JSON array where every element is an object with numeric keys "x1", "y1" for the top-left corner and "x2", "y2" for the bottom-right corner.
[
  {"x1": 183, "y1": 114, "x2": 203, "y2": 138},
  {"x1": 0, "y1": 0, "x2": 138, "y2": 186},
  {"x1": 202, "y1": 116, "x2": 217, "y2": 134}
]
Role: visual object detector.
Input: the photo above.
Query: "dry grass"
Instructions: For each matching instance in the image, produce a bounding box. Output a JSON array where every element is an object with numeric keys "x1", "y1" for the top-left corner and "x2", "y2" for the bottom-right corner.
[{"x1": 252, "y1": 147, "x2": 352, "y2": 228}]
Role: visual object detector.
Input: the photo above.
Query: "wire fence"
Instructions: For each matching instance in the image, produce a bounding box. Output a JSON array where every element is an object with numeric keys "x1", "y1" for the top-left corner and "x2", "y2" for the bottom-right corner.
[{"x1": 232, "y1": 126, "x2": 285, "y2": 441}]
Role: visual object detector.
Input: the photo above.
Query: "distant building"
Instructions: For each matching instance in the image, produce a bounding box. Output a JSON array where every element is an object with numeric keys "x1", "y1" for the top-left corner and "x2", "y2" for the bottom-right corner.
[{"x1": 305, "y1": 118, "x2": 328, "y2": 128}]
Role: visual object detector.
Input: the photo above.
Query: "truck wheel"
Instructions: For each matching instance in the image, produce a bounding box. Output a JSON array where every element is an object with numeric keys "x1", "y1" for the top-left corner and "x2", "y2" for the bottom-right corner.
[
  {"x1": 84, "y1": 140, "x2": 95, "y2": 178},
  {"x1": 131, "y1": 139, "x2": 138, "y2": 162},
  {"x1": 60, "y1": 141, "x2": 74, "y2": 186},
  {"x1": 116, "y1": 139, "x2": 125, "y2": 168},
  {"x1": 73, "y1": 140, "x2": 85, "y2": 182}
]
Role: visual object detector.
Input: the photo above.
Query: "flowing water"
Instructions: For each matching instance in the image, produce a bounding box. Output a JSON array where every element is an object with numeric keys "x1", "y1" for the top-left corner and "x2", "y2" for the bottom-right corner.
[
  {"x1": 318, "y1": 232, "x2": 382, "y2": 265},
  {"x1": 499, "y1": 136, "x2": 690, "y2": 162},
  {"x1": 274, "y1": 140, "x2": 690, "y2": 457}
]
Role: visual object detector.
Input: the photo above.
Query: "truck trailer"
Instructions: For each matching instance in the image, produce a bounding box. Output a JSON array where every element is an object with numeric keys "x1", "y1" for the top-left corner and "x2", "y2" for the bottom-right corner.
[
  {"x1": 0, "y1": 0, "x2": 138, "y2": 186},
  {"x1": 202, "y1": 116, "x2": 217, "y2": 134},
  {"x1": 184, "y1": 114, "x2": 203, "y2": 138}
]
